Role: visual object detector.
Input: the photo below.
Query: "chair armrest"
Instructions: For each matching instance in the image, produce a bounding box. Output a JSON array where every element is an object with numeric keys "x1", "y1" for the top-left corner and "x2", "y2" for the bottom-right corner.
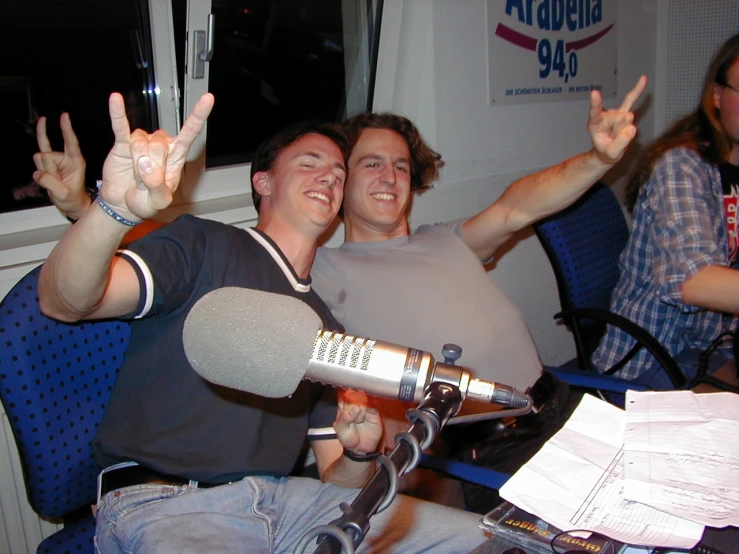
[
  {"x1": 545, "y1": 365, "x2": 648, "y2": 393},
  {"x1": 555, "y1": 307, "x2": 686, "y2": 389}
]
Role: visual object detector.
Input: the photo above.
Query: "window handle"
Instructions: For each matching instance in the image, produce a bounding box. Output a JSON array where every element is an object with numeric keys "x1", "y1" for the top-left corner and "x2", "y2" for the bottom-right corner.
[{"x1": 192, "y1": 14, "x2": 215, "y2": 79}]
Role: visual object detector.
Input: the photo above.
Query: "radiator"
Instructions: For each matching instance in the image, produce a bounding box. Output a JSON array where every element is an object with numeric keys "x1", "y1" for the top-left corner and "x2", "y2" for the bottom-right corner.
[{"x1": 0, "y1": 408, "x2": 60, "y2": 554}]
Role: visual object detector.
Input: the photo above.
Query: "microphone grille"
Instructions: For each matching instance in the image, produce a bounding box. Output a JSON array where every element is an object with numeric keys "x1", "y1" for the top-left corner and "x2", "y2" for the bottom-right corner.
[
  {"x1": 183, "y1": 287, "x2": 323, "y2": 398},
  {"x1": 312, "y1": 331, "x2": 375, "y2": 371}
]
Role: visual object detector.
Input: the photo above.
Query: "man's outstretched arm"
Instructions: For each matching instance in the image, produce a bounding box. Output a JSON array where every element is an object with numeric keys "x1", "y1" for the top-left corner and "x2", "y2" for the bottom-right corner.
[
  {"x1": 39, "y1": 92, "x2": 214, "y2": 322},
  {"x1": 461, "y1": 75, "x2": 647, "y2": 262}
]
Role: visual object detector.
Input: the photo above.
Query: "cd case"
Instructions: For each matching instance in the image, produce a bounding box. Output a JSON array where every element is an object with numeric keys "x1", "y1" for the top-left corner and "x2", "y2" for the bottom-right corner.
[{"x1": 479, "y1": 501, "x2": 624, "y2": 554}]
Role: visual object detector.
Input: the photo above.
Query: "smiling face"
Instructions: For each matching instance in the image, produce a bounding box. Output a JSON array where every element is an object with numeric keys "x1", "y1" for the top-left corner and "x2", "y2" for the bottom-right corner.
[
  {"x1": 253, "y1": 132, "x2": 346, "y2": 236},
  {"x1": 343, "y1": 128, "x2": 413, "y2": 241}
]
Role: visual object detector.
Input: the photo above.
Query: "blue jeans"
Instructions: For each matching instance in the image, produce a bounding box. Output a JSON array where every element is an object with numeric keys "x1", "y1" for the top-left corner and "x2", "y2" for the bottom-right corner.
[{"x1": 94, "y1": 475, "x2": 488, "y2": 553}]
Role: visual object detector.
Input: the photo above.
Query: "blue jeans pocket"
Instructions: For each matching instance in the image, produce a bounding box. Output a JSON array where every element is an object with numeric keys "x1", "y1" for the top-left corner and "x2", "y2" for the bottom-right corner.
[{"x1": 95, "y1": 484, "x2": 191, "y2": 553}]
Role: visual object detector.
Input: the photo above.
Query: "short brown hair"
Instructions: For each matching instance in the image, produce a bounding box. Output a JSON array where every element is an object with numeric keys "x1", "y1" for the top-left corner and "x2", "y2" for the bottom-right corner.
[{"x1": 250, "y1": 122, "x2": 349, "y2": 213}]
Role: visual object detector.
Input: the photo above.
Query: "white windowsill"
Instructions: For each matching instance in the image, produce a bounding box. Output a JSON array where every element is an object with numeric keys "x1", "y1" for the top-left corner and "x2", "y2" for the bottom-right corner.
[{"x1": 0, "y1": 193, "x2": 260, "y2": 269}]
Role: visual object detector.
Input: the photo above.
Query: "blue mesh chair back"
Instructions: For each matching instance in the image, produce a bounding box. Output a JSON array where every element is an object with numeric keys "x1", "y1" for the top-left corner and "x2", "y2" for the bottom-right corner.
[
  {"x1": 533, "y1": 182, "x2": 684, "y2": 389},
  {"x1": 535, "y1": 182, "x2": 629, "y2": 366},
  {"x1": 535, "y1": 182, "x2": 628, "y2": 315},
  {"x1": 0, "y1": 264, "x2": 130, "y2": 552}
]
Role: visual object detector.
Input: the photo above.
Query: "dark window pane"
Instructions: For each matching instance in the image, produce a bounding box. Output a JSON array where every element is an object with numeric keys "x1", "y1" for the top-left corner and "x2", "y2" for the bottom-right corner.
[
  {"x1": 0, "y1": 0, "x2": 158, "y2": 214},
  {"x1": 174, "y1": 0, "x2": 381, "y2": 169}
]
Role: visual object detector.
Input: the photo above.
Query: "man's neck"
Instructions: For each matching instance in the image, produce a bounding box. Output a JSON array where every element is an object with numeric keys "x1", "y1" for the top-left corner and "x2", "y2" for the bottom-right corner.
[
  {"x1": 343, "y1": 218, "x2": 410, "y2": 243},
  {"x1": 256, "y1": 219, "x2": 319, "y2": 279}
]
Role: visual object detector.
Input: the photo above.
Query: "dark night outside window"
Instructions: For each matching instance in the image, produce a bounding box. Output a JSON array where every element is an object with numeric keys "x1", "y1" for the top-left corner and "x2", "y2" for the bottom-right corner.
[
  {"x1": 0, "y1": 0, "x2": 157, "y2": 214},
  {"x1": 173, "y1": 0, "x2": 382, "y2": 169}
]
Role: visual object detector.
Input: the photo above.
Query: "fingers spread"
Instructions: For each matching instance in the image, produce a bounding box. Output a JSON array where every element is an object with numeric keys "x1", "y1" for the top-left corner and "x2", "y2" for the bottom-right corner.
[
  {"x1": 175, "y1": 93, "x2": 215, "y2": 150},
  {"x1": 60, "y1": 112, "x2": 83, "y2": 160},
  {"x1": 36, "y1": 117, "x2": 51, "y2": 152},
  {"x1": 619, "y1": 74, "x2": 647, "y2": 112},
  {"x1": 109, "y1": 93, "x2": 132, "y2": 147},
  {"x1": 588, "y1": 89, "x2": 603, "y2": 122}
]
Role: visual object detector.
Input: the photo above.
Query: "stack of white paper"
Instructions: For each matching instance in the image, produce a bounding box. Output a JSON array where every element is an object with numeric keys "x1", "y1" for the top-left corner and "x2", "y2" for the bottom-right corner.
[
  {"x1": 498, "y1": 391, "x2": 738, "y2": 549},
  {"x1": 622, "y1": 390, "x2": 739, "y2": 528}
]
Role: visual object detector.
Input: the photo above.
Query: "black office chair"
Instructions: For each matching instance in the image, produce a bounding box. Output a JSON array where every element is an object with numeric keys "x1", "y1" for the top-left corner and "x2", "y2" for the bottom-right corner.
[
  {"x1": 0, "y1": 264, "x2": 130, "y2": 553},
  {"x1": 533, "y1": 182, "x2": 685, "y2": 389}
]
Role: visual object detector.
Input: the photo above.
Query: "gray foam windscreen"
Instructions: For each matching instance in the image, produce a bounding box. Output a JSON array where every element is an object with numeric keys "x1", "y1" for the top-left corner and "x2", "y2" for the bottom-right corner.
[{"x1": 182, "y1": 287, "x2": 322, "y2": 398}]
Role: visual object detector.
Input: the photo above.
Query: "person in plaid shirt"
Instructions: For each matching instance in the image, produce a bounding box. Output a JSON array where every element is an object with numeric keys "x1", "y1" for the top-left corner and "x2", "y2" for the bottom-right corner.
[{"x1": 593, "y1": 34, "x2": 739, "y2": 388}]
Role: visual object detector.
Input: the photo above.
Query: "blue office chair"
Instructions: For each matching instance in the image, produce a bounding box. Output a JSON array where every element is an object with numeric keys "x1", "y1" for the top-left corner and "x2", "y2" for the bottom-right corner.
[
  {"x1": 0, "y1": 264, "x2": 130, "y2": 553},
  {"x1": 533, "y1": 182, "x2": 685, "y2": 389}
]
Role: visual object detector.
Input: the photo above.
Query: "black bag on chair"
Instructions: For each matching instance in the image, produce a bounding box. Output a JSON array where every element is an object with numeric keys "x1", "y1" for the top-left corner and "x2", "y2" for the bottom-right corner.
[
  {"x1": 443, "y1": 371, "x2": 582, "y2": 514},
  {"x1": 688, "y1": 330, "x2": 739, "y2": 393}
]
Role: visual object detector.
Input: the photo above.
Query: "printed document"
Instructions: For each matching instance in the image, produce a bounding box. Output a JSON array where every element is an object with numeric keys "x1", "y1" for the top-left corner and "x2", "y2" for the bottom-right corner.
[
  {"x1": 623, "y1": 390, "x2": 739, "y2": 527},
  {"x1": 498, "y1": 394, "x2": 704, "y2": 549}
]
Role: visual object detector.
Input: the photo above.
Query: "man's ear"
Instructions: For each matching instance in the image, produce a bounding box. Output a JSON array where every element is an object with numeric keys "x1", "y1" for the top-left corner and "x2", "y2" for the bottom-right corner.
[{"x1": 252, "y1": 171, "x2": 271, "y2": 197}]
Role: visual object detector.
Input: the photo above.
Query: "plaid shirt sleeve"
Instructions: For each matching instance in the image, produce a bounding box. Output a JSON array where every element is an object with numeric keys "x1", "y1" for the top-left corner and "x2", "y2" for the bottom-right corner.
[
  {"x1": 646, "y1": 148, "x2": 726, "y2": 308},
  {"x1": 593, "y1": 148, "x2": 733, "y2": 381}
]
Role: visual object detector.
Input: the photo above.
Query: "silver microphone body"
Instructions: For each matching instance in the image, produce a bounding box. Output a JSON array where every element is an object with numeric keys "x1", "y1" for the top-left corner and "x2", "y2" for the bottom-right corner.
[
  {"x1": 306, "y1": 329, "x2": 530, "y2": 408},
  {"x1": 182, "y1": 287, "x2": 531, "y2": 409}
]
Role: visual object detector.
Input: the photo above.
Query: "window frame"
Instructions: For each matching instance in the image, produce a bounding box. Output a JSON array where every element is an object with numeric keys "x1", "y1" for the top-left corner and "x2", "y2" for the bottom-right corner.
[
  {"x1": 175, "y1": 0, "x2": 385, "y2": 208},
  {"x1": 0, "y1": 0, "x2": 401, "y2": 246},
  {"x1": 0, "y1": 0, "x2": 184, "y2": 236}
]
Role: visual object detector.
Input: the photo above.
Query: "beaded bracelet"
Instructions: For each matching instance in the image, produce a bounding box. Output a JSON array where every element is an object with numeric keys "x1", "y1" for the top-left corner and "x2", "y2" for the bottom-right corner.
[
  {"x1": 95, "y1": 180, "x2": 140, "y2": 227},
  {"x1": 96, "y1": 196, "x2": 141, "y2": 227}
]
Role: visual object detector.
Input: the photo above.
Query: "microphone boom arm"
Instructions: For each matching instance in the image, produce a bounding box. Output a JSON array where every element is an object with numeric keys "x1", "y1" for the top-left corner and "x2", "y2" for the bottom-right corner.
[{"x1": 295, "y1": 381, "x2": 465, "y2": 554}]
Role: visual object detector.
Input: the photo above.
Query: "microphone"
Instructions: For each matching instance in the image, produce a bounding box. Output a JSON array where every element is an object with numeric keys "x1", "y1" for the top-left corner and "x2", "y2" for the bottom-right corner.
[{"x1": 182, "y1": 287, "x2": 531, "y2": 408}]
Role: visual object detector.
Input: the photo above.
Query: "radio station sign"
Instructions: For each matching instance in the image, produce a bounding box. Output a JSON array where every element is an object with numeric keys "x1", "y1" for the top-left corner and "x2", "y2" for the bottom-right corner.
[{"x1": 488, "y1": 0, "x2": 617, "y2": 104}]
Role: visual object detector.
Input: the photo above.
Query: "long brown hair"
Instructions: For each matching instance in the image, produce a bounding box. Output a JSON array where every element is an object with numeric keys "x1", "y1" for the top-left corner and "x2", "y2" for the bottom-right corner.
[{"x1": 625, "y1": 34, "x2": 739, "y2": 211}]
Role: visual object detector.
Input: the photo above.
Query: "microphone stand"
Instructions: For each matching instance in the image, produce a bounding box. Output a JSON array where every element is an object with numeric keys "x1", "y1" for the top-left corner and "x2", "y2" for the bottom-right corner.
[{"x1": 295, "y1": 381, "x2": 464, "y2": 554}]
